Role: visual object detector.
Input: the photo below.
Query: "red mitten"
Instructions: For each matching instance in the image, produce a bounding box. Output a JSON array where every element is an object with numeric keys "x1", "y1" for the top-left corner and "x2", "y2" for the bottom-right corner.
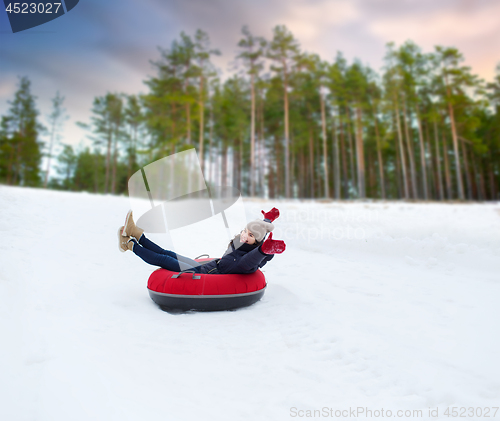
[
  {"x1": 260, "y1": 232, "x2": 286, "y2": 255},
  {"x1": 261, "y1": 207, "x2": 280, "y2": 222}
]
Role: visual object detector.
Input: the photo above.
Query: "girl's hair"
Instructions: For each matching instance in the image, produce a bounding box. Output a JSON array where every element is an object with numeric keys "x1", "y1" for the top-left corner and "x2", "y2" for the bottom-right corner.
[{"x1": 227, "y1": 230, "x2": 263, "y2": 250}]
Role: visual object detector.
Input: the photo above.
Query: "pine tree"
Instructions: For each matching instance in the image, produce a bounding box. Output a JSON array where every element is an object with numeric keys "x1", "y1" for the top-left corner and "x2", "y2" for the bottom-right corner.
[
  {"x1": 193, "y1": 29, "x2": 220, "y2": 173},
  {"x1": 124, "y1": 95, "x2": 143, "y2": 179},
  {"x1": 57, "y1": 144, "x2": 76, "y2": 189},
  {"x1": 345, "y1": 60, "x2": 370, "y2": 198},
  {"x1": 383, "y1": 44, "x2": 409, "y2": 199},
  {"x1": 237, "y1": 25, "x2": 266, "y2": 196},
  {"x1": 44, "y1": 91, "x2": 67, "y2": 188},
  {"x1": 0, "y1": 76, "x2": 43, "y2": 186},
  {"x1": 431, "y1": 47, "x2": 483, "y2": 199},
  {"x1": 267, "y1": 25, "x2": 301, "y2": 198}
]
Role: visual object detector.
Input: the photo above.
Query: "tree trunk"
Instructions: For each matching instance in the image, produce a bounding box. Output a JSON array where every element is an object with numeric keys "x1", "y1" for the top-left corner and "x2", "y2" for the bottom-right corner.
[
  {"x1": 309, "y1": 128, "x2": 315, "y2": 198},
  {"x1": 185, "y1": 80, "x2": 191, "y2": 145},
  {"x1": 214, "y1": 141, "x2": 220, "y2": 188},
  {"x1": 466, "y1": 146, "x2": 478, "y2": 200},
  {"x1": 394, "y1": 96, "x2": 409, "y2": 199},
  {"x1": 269, "y1": 165, "x2": 276, "y2": 199},
  {"x1": 489, "y1": 160, "x2": 497, "y2": 200},
  {"x1": 395, "y1": 137, "x2": 402, "y2": 199},
  {"x1": 402, "y1": 100, "x2": 418, "y2": 199},
  {"x1": 290, "y1": 137, "x2": 296, "y2": 198},
  {"x1": 208, "y1": 102, "x2": 214, "y2": 186},
  {"x1": 461, "y1": 139, "x2": 473, "y2": 200},
  {"x1": 275, "y1": 135, "x2": 282, "y2": 197},
  {"x1": 332, "y1": 116, "x2": 341, "y2": 199},
  {"x1": 442, "y1": 131, "x2": 452, "y2": 200},
  {"x1": 433, "y1": 120, "x2": 444, "y2": 201},
  {"x1": 199, "y1": 75, "x2": 205, "y2": 173},
  {"x1": 320, "y1": 88, "x2": 329, "y2": 198},
  {"x1": 373, "y1": 114, "x2": 386, "y2": 199},
  {"x1": 415, "y1": 107, "x2": 428, "y2": 200},
  {"x1": 355, "y1": 106, "x2": 365, "y2": 198},
  {"x1": 69, "y1": 161, "x2": 74, "y2": 190},
  {"x1": 171, "y1": 102, "x2": 177, "y2": 142},
  {"x1": 14, "y1": 138, "x2": 22, "y2": 185},
  {"x1": 444, "y1": 78, "x2": 465, "y2": 200},
  {"x1": 259, "y1": 95, "x2": 265, "y2": 197},
  {"x1": 94, "y1": 151, "x2": 99, "y2": 193},
  {"x1": 222, "y1": 144, "x2": 228, "y2": 186},
  {"x1": 283, "y1": 59, "x2": 290, "y2": 198},
  {"x1": 6, "y1": 142, "x2": 15, "y2": 185},
  {"x1": 473, "y1": 154, "x2": 486, "y2": 200},
  {"x1": 44, "y1": 118, "x2": 57, "y2": 188},
  {"x1": 424, "y1": 120, "x2": 435, "y2": 199},
  {"x1": 104, "y1": 131, "x2": 112, "y2": 194},
  {"x1": 239, "y1": 137, "x2": 243, "y2": 193},
  {"x1": 111, "y1": 136, "x2": 118, "y2": 194},
  {"x1": 339, "y1": 114, "x2": 349, "y2": 198},
  {"x1": 345, "y1": 107, "x2": 356, "y2": 197},
  {"x1": 367, "y1": 148, "x2": 376, "y2": 198},
  {"x1": 250, "y1": 73, "x2": 256, "y2": 196},
  {"x1": 127, "y1": 124, "x2": 137, "y2": 180},
  {"x1": 232, "y1": 146, "x2": 238, "y2": 192}
]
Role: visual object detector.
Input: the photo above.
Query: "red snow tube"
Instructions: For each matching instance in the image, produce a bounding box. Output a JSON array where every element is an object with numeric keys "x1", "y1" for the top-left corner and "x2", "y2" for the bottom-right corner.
[{"x1": 147, "y1": 258, "x2": 267, "y2": 311}]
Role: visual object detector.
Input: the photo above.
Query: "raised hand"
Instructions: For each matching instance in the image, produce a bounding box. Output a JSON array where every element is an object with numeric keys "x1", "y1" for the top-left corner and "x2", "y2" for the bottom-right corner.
[
  {"x1": 261, "y1": 207, "x2": 280, "y2": 222},
  {"x1": 260, "y1": 232, "x2": 286, "y2": 255}
]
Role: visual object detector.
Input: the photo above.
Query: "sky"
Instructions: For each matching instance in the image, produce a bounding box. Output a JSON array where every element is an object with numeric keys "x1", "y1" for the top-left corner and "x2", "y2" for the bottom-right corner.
[{"x1": 0, "y1": 0, "x2": 499, "y2": 160}]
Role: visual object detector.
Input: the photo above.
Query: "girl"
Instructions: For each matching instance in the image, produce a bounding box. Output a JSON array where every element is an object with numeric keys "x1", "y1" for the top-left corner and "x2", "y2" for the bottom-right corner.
[{"x1": 118, "y1": 207, "x2": 286, "y2": 274}]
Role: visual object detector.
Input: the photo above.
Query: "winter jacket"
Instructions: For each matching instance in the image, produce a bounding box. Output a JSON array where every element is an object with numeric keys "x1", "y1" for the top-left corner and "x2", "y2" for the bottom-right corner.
[{"x1": 199, "y1": 235, "x2": 274, "y2": 275}]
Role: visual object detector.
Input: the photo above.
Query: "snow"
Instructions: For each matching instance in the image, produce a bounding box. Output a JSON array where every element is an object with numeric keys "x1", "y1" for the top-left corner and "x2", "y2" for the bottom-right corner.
[{"x1": 1, "y1": 185, "x2": 500, "y2": 421}]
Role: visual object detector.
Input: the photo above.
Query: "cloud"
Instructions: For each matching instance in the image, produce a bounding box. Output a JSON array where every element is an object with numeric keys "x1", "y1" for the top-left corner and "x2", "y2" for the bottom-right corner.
[
  {"x1": 360, "y1": 0, "x2": 500, "y2": 79},
  {"x1": 1, "y1": 0, "x2": 499, "y2": 151},
  {"x1": 368, "y1": 1, "x2": 500, "y2": 44},
  {"x1": 283, "y1": 0, "x2": 359, "y2": 41},
  {"x1": 0, "y1": 75, "x2": 18, "y2": 98}
]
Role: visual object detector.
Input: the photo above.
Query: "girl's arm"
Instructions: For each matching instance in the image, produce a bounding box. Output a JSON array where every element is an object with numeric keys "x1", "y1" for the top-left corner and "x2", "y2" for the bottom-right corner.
[
  {"x1": 258, "y1": 253, "x2": 274, "y2": 268},
  {"x1": 234, "y1": 246, "x2": 270, "y2": 273}
]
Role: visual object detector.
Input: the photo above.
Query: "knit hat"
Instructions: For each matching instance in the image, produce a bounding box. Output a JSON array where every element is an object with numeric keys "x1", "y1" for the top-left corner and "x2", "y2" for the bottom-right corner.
[{"x1": 246, "y1": 219, "x2": 274, "y2": 242}]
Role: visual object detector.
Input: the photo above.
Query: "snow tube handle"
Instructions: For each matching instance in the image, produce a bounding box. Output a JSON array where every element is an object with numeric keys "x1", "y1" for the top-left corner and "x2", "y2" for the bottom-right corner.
[
  {"x1": 171, "y1": 270, "x2": 201, "y2": 280},
  {"x1": 194, "y1": 254, "x2": 210, "y2": 259}
]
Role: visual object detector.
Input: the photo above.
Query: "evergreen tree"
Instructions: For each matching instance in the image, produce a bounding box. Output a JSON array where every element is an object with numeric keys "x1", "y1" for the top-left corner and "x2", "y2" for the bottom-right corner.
[
  {"x1": 123, "y1": 95, "x2": 143, "y2": 179},
  {"x1": 345, "y1": 60, "x2": 370, "y2": 198},
  {"x1": 0, "y1": 76, "x2": 43, "y2": 186},
  {"x1": 44, "y1": 91, "x2": 68, "y2": 188},
  {"x1": 80, "y1": 93, "x2": 124, "y2": 193},
  {"x1": 236, "y1": 25, "x2": 266, "y2": 196},
  {"x1": 57, "y1": 144, "x2": 77, "y2": 190},
  {"x1": 431, "y1": 47, "x2": 483, "y2": 200},
  {"x1": 193, "y1": 29, "x2": 220, "y2": 173},
  {"x1": 267, "y1": 25, "x2": 301, "y2": 198}
]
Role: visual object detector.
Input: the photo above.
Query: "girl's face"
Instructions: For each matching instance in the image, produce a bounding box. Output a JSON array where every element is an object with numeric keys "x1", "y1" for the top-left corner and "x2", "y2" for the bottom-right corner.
[{"x1": 240, "y1": 227, "x2": 256, "y2": 245}]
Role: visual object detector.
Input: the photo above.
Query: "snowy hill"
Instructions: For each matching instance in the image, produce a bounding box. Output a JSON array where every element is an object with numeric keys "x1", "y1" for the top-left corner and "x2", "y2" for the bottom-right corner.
[{"x1": 1, "y1": 185, "x2": 499, "y2": 421}]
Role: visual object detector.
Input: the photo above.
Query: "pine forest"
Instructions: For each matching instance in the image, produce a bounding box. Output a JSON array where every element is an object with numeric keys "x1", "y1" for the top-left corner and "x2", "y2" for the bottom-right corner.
[{"x1": 1, "y1": 26, "x2": 499, "y2": 201}]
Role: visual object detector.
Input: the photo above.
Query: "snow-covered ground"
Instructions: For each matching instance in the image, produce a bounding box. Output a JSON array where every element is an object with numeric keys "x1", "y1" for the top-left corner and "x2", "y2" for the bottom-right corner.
[{"x1": 1, "y1": 185, "x2": 499, "y2": 421}]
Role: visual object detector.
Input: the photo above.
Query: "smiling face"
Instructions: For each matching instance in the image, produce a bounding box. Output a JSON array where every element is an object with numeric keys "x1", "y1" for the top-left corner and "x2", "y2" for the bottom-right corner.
[{"x1": 240, "y1": 227, "x2": 256, "y2": 245}]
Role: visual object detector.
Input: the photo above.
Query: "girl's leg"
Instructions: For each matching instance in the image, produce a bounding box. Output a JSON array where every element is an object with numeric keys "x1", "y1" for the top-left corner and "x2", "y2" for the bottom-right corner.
[
  {"x1": 131, "y1": 242, "x2": 201, "y2": 273},
  {"x1": 138, "y1": 234, "x2": 200, "y2": 267},
  {"x1": 138, "y1": 234, "x2": 172, "y2": 255}
]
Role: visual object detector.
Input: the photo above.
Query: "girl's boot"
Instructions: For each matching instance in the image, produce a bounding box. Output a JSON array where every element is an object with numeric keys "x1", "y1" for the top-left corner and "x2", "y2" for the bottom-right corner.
[
  {"x1": 121, "y1": 210, "x2": 144, "y2": 240},
  {"x1": 118, "y1": 227, "x2": 135, "y2": 252}
]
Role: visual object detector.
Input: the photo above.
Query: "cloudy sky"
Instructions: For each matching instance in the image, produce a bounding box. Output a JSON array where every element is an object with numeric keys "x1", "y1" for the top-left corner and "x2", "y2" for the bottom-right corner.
[{"x1": 0, "y1": 0, "x2": 499, "y2": 150}]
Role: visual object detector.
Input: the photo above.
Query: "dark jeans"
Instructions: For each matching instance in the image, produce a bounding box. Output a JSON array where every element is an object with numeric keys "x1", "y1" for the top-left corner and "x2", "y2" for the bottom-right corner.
[{"x1": 132, "y1": 235, "x2": 202, "y2": 273}]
